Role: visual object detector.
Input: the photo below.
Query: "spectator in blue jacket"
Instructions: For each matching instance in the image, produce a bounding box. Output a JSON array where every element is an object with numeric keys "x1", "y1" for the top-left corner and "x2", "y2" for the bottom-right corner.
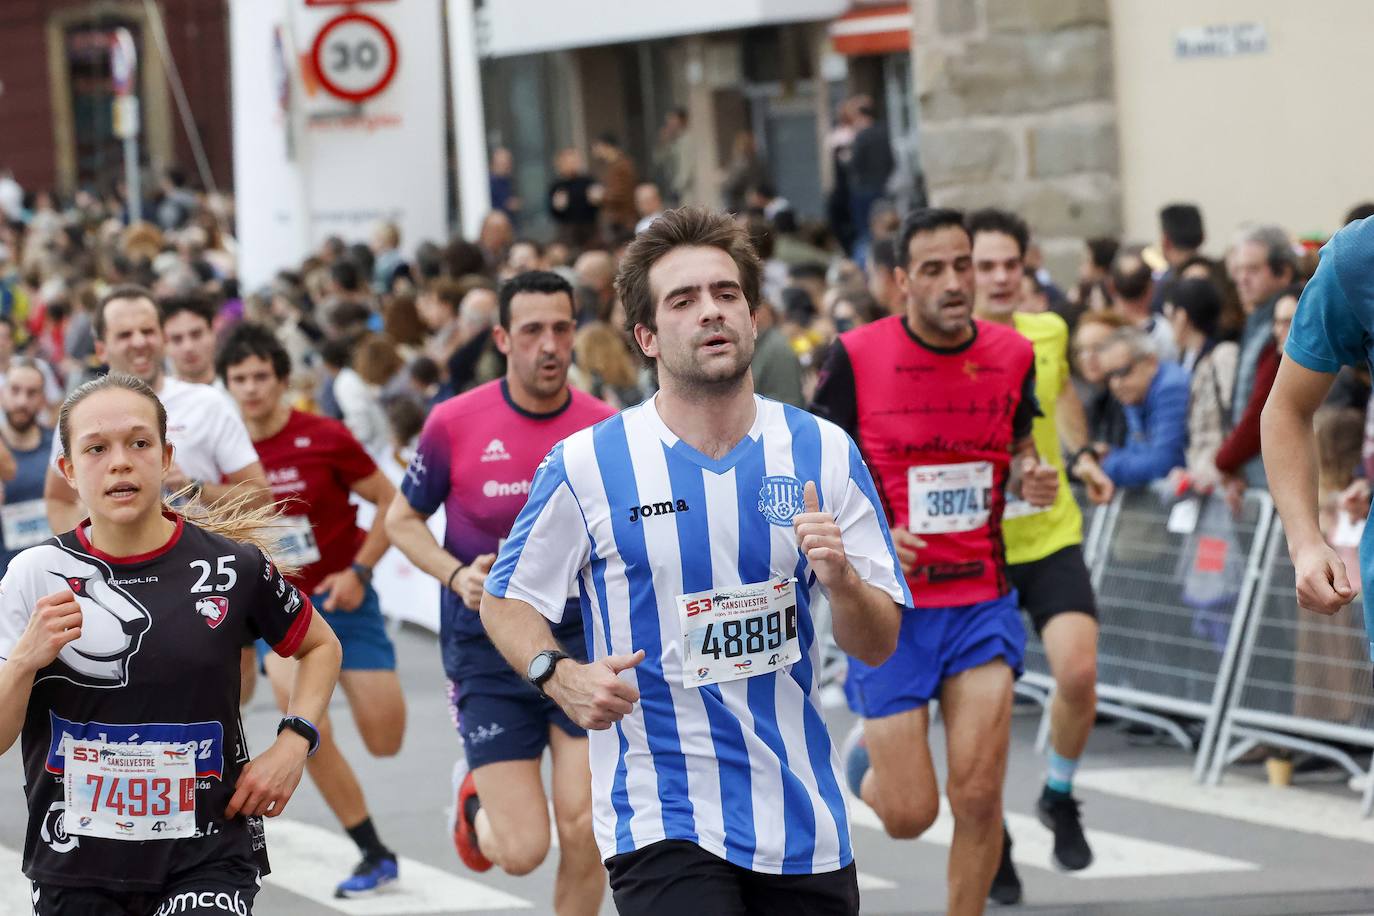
[{"x1": 1096, "y1": 326, "x2": 1190, "y2": 487}]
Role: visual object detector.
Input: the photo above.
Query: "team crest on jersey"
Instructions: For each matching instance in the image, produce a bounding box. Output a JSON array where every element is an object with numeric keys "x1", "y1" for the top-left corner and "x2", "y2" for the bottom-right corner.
[
  {"x1": 39, "y1": 548, "x2": 152, "y2": 689},
  {"x1": 196, "y1": 596, "x2": 230, "y2": 628},
  {"x1": 757, "y1": 475, "x2": 804, "y2": 527}
]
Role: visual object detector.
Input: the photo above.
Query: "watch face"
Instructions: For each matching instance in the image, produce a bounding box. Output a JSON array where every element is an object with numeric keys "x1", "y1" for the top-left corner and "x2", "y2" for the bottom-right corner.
[{"x1": 529, "y1": 653, "x2": 552, "y2": 682}]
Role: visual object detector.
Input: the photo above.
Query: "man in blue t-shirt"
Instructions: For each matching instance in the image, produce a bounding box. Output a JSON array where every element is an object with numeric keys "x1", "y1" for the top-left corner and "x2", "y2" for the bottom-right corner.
[
  {"x1": 1262, "y1": 216, "x2": 1374, "y2": 646},
  {"x1": 0, "y1": 359, "x2": 54, "y2": 575}
]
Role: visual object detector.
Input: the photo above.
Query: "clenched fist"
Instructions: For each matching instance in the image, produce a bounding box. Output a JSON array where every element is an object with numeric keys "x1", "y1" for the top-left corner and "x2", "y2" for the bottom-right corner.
[{"x1": 7, "y1": 590, "x2": 82, "y2": 675}]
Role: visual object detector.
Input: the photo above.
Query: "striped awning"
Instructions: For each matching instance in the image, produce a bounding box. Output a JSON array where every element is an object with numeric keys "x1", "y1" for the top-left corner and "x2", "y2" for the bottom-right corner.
[{"x1": 829, "y1": 3, "x2": 911, "y2": 55}]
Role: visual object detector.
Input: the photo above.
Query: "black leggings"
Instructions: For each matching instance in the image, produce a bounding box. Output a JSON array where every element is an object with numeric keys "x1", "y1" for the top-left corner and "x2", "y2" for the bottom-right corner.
[{"x1": 606, "y1": 839, "x2": 859, "y2": 916}]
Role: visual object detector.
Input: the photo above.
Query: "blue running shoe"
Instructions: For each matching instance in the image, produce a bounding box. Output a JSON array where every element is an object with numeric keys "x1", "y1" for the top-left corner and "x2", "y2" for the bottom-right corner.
[
  {"x1": 335, "y1": 855, "x2": 399, "y2": 898},
  {"x1": 841, "y1": 721, "x2": 869, "y2": 798}
]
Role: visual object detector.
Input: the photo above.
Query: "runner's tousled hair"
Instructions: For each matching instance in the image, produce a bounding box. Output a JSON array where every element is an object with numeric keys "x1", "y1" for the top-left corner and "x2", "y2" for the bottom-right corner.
[
  {"x1": 614, "y1": 206, "x2": 762, "y2": 341},
  {"x1": 57, "y1": 373, "x2": 297, "y2": 571}
]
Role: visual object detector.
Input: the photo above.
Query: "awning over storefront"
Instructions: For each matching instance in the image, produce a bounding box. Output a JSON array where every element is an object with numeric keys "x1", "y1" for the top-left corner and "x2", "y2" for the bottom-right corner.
[
  {"x1": 481, "y1": 0, "x2": 848, "y2": 58},
  {"x1": 829, "y1": 3, "x2": 911, "y2": 56}
]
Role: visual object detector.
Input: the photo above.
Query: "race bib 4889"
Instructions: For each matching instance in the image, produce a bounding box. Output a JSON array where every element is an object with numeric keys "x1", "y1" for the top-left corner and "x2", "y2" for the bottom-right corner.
[{"x1": 678, "y1": 578, "x2": 800, "y2": 687}]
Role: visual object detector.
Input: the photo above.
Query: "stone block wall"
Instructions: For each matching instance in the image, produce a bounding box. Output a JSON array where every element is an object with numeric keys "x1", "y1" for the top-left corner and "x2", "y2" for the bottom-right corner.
[{"x1": 913, "y1": 0, "x2": 1122, "y2": 284}]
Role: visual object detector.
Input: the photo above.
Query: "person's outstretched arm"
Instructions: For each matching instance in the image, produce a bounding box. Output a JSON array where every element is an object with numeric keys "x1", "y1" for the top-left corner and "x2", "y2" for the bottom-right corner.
[{"x1": 1262, "y1": 358, "x2": 1355, "y2": 615}]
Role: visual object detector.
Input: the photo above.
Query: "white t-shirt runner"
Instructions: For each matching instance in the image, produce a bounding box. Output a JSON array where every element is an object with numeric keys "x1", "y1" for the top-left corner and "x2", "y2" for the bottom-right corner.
[
  {"x1": 50, "y1": 376, "x2": 259, "y2": 486},
  {"x1": 486, "y1": 396, "x2": 911, "y2": 875}
]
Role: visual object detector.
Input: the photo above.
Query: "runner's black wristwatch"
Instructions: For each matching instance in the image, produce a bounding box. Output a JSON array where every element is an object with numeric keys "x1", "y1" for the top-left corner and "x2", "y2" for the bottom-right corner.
[
  {"x1": 527, "y1": 650, "x2": 569, "y2": 697},
  {"x1": 277, "y1": 716, "x2": 321, "y2": 757}
]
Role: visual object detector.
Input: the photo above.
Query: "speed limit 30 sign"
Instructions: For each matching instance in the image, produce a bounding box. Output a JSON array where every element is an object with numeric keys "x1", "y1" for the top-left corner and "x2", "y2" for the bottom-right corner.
[{"x1": 310, "y1": 11, "x2": 399, "y2": 104}]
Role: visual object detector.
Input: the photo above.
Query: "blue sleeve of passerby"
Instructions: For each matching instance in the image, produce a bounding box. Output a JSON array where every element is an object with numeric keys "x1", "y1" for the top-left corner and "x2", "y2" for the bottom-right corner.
[
  {"x1": 1101, "y1": 376, "x2": 1190, "y2": 486},
  {"x1": 1285, "y1": 231, "x2": 1367, "y2": 374}
]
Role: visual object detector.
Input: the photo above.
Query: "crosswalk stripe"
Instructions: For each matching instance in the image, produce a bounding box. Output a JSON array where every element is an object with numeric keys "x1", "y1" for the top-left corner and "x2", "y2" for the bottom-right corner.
[
  {"x1": 263, "y1": 818, "x2": 533, "y2": 912},
  {"x1": 846, "y1": 794, "x2": 1257, "y2": 879},
  {"x1": 856, "y1": 870, "x2": 896, "y2": 890},
  {"x1": 0, "y1": 843, "x2": 30, "y2": 916},
  {"x1": 1077, "y1": 766, "x2": 1374, "y2": 845},
  {"x1": 543, "y1": 803, "x2": 894, "y2": 889}
]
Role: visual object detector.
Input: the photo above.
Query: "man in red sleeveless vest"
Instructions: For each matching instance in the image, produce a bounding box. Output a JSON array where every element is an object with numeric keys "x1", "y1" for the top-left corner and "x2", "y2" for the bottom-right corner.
[{"x1": 811, "y1": 208, "x2": 1058, "y2": 915}]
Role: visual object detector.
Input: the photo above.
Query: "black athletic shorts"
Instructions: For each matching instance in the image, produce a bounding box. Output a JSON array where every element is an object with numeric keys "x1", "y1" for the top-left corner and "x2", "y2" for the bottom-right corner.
[
  {"x1": 32, "y1": 858, "x2": 260, "y2": 915},
  {"x1": 1007, "y1": 543, "x2": 1098, "y2": 636},
  {"x1": 606, "y1": 839, "x2": 859, "y2": 916}
]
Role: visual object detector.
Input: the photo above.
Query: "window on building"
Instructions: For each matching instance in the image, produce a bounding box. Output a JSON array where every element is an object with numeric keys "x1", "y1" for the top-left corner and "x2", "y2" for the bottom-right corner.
[{"x1": 65, "y1": 20, "x2": 142, "y2": 194}]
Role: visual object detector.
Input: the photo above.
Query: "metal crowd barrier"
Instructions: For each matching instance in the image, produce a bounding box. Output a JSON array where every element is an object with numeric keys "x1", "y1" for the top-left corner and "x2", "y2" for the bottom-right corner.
[
  {"x1": 1016, "y1": 486, "x2": 1112, "y2": 743},
  {"x1": 1206, "y1": 520, "x2": 1374, "y2": 815},
  {"x1": 1019, "y1": 487, "x2": 1276, "y2": 781}
]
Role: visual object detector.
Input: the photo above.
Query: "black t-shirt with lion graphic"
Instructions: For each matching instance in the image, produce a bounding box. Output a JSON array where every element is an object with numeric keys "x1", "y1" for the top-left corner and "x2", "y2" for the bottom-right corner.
[{"x1": 0, "y1": 514, "x2": 313, "y2": 892}]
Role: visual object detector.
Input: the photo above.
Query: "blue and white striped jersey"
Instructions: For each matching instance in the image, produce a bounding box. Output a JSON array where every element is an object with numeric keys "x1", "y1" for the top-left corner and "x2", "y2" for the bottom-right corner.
[{"x1": 487, "y1": 395, "x2": 911, "y2": 874}]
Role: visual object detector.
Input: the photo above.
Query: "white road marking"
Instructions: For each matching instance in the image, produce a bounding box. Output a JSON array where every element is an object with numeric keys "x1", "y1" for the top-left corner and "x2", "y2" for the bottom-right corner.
[
  {"x1": 857, "y1": 870, "x2": 896, "y2": 890},
  {"x1": 847, "y1": 794, "x2": 1257, "y2": 879},
  {"x1": 0, "y1": 842, "x2": 29, "y2": 916},
  {"x1": 263, "y1": 818, "x2": 532, "y2": 912},
  {"x1": 1078, "y1": 765, "x2": 1374, "y2": 845},
  {"x1": 543, "y1": 804, "x2": 894, "y2": 890}
]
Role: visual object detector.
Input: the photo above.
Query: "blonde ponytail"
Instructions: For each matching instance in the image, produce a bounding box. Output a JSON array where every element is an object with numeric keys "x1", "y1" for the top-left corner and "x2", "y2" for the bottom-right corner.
[{"x1": 165, "y1": 483, "x2": 302, "y2": 579}]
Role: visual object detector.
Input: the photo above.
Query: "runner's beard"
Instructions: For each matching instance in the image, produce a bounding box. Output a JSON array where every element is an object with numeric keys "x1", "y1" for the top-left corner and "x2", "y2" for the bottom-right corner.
[
  {"x1": 660, "y1": 332, "x2": 754, "y2": 400},
  {"x1": 4, "y1": 407, "x2": 35, "y2": 433}
]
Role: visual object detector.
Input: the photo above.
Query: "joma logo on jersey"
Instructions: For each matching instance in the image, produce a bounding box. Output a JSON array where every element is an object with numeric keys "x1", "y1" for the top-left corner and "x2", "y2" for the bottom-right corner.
[{"x1": 628, "y1": 499, "x2": 689, "y2": 523}]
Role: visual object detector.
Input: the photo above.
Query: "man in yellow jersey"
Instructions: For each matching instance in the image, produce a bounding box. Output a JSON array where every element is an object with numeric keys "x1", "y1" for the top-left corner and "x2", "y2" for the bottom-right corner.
[{"x1": 968, "y1": 209, "x2": 1114, "y2": 904}]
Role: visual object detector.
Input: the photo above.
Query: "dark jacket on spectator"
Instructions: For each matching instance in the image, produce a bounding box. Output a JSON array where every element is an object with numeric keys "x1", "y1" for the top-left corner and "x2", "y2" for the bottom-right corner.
[
  {"x1": 549, "y1": 176, "x2": 598, "y2": 231},
  {"x1": 1102, "y1": 360, "x2": 1190, "y2": 487},
  {"x1": 751, "y1": 326, "x2": 804, "y2": 407},
  {"x1": 848, "y1": 122, "x2": 895, "y2": 196},
  {"x1": 1076, "y1": 377, "x2": 1128, "y2": 450},
  {"x1": 447, "y1": 327, "x2": 506, "y2": 394}
]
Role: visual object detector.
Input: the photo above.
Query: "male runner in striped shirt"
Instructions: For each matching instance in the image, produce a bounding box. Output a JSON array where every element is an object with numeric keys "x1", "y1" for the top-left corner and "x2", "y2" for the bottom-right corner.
[{"x1": 480, "y1": 208, "x2": 910, "y2": 915}]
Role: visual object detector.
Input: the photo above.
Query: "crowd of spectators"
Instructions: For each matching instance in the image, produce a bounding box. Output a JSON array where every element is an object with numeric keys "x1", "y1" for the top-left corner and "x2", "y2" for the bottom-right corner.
[{"x1": 3, "y1": 152, "x2": 1372, "y2": 520}]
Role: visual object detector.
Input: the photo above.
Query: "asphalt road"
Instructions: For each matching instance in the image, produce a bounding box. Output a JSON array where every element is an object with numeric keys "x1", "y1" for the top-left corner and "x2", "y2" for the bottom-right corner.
[{"x1": 5, "y1": 625, "x2": 1374, "y2": 915}]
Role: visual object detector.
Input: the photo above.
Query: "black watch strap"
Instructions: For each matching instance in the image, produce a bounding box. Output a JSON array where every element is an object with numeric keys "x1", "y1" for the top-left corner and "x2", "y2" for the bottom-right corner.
[
  {"x1": 277, "y1": 715, "x2": 321, "y2": 757},
  {"x1": 528, "y1": 650, "x2": 569, "y2": 696},
  {"x1": 1070, "y1": 446, "x2": 1099, "y2": 470}
]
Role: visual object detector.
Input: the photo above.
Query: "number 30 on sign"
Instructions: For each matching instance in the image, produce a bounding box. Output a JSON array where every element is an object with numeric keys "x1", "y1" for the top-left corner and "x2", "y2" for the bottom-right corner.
[{"x1": 309, "y1": 11, "x2": 399, "y2": 104}]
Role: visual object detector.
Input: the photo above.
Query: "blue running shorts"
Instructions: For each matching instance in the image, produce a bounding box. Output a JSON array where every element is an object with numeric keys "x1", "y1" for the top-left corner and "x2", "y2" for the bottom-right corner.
[
  {"x1": 257, "y1": 583, "x2": 396, "y2": 671},
  {"x1": 447, "y1": 673, "x2": 585, "y2": 769},
  {"x1": 844, "y1": 590, "x2": 1026, "y2": 719}
]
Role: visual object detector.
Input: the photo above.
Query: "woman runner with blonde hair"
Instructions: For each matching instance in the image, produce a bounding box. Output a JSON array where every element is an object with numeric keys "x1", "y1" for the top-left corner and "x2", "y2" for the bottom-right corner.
[{"x1": 0, "y1": 373, "x2": 341, "y2": 915}]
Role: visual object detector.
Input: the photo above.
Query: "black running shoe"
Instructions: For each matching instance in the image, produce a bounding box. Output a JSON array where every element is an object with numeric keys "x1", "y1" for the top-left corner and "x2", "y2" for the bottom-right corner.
[
  {"x1": 988, "y1": 824, "x2": 1022, "y2": 906},
  {"x1": 1037, "y1": 789, "x2": 1094, "y2": 871}
]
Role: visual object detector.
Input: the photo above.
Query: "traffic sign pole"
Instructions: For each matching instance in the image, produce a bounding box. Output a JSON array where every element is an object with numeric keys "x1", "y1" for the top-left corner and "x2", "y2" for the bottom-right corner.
[{"x1": 111, "y1": 27, "x2": 142, "y2": 223}]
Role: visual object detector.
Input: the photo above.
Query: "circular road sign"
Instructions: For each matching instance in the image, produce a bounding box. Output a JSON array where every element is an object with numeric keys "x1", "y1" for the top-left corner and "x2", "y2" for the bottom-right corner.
[{"x1": 310, "y1": 11, "x2": 399, "y2": 104}]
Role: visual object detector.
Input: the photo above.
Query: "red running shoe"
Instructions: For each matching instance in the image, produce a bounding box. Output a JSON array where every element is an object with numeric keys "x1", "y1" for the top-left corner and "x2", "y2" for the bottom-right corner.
[{"x1": 449, "y1": 758, "x2": 493, "y2": 872}]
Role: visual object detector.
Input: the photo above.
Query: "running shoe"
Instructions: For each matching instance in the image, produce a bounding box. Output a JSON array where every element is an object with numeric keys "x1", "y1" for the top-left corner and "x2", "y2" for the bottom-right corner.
[
  {"x1": 988, "y1": 824, "x2": 1022, "y2": 906},
  {"x1": 840, "y1": 721, "x2": 869, "y2": 799},
  {"x1": 1037, "y1": 789, "x2": 1093, "y2": 871},
  {"x1": 449, "y1": 758, "x2": 493, "y2": 872},
  {"x1": 334, "y1": 855, "x2": 398, "y2": 898}
]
